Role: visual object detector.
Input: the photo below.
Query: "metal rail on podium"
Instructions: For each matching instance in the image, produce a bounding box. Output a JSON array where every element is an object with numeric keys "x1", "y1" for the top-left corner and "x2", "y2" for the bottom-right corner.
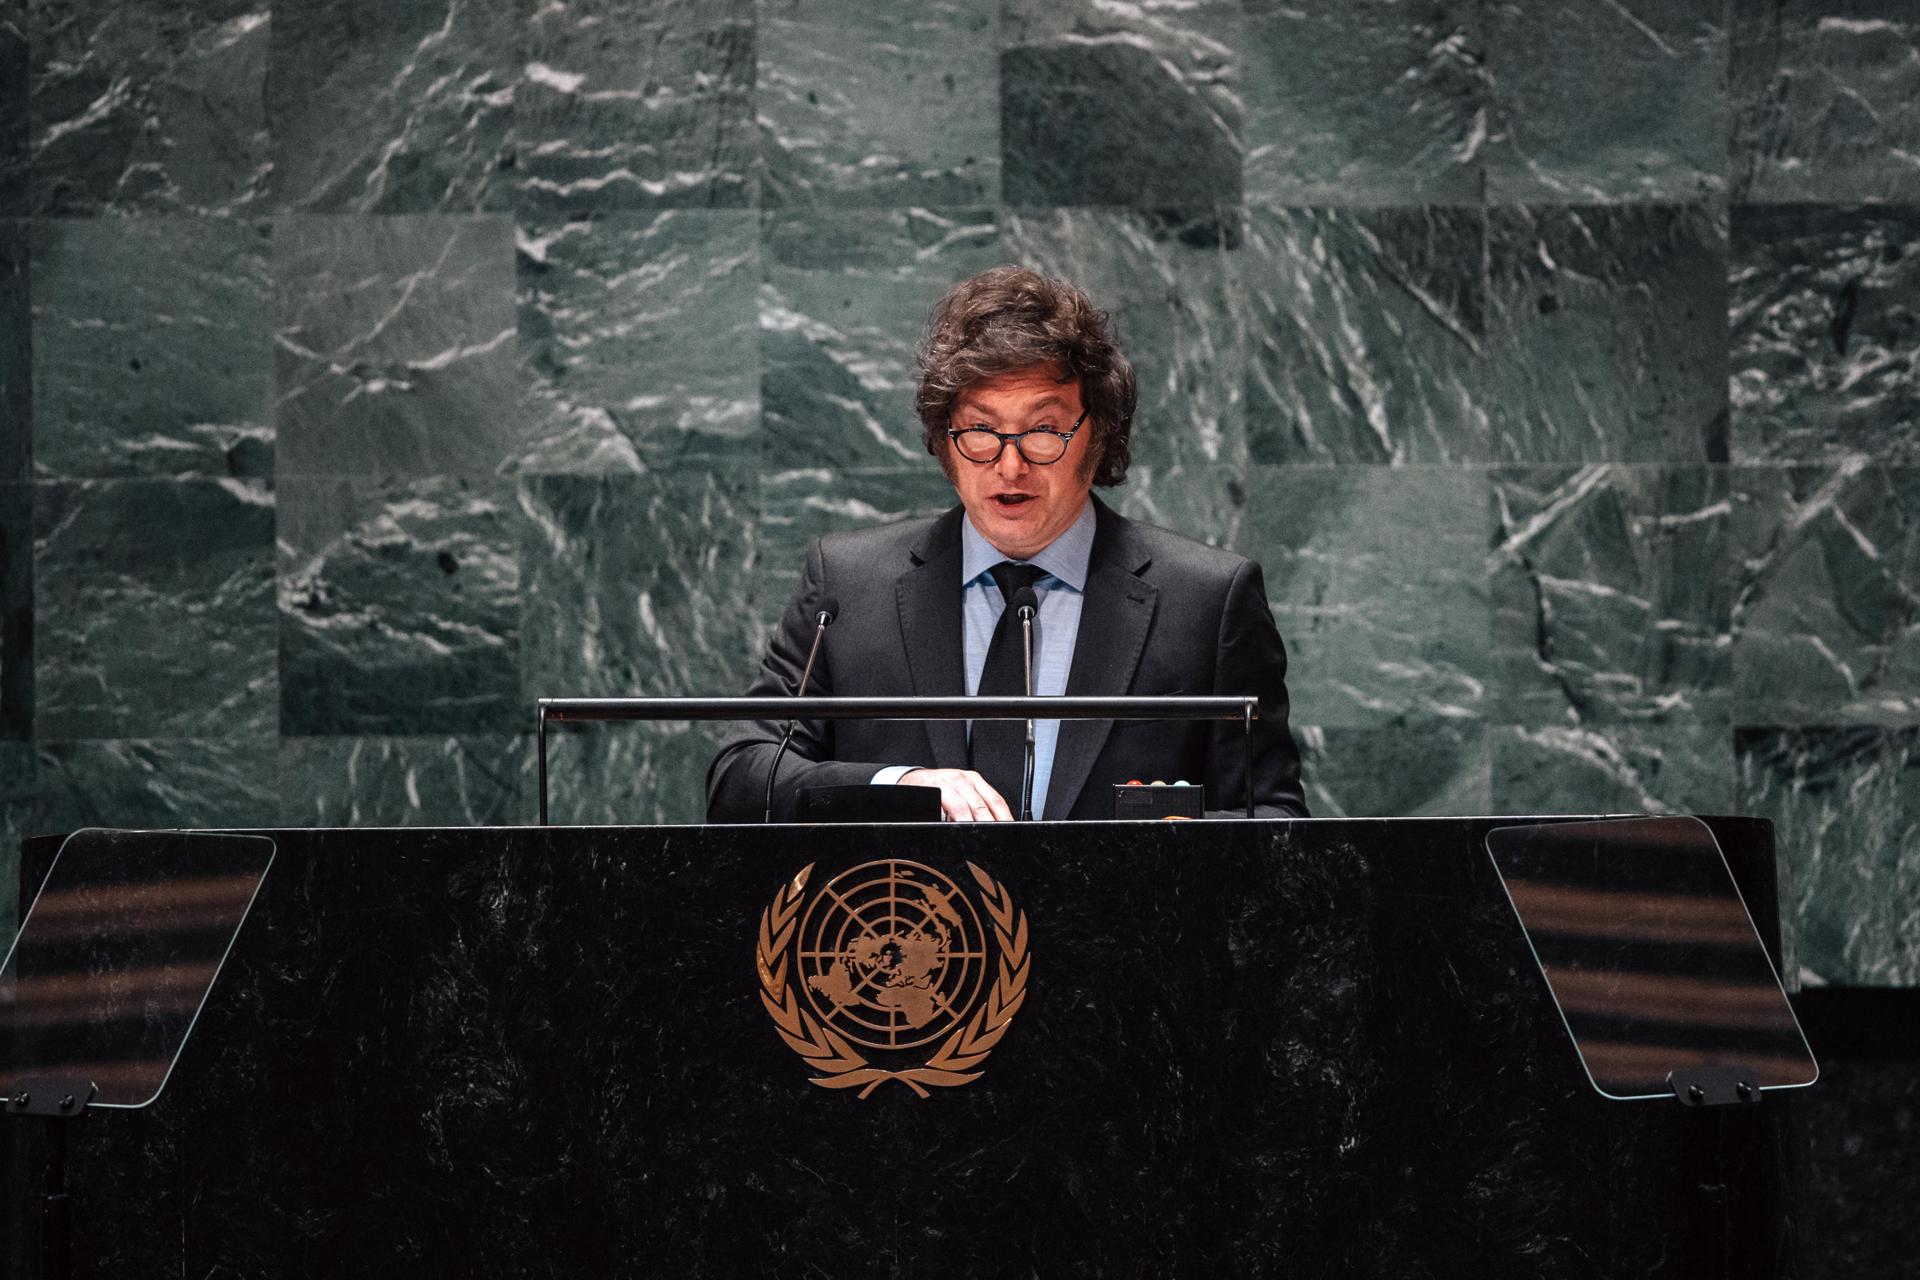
[{"x1": 533, "y1": 694, "x2": 1262, "y2": 824}]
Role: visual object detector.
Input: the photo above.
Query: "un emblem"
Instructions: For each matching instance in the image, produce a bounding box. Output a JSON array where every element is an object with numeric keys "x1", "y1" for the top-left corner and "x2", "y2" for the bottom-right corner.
[{"x1": 756, "y1": 860, "x2": 1030, "y2": 1098}]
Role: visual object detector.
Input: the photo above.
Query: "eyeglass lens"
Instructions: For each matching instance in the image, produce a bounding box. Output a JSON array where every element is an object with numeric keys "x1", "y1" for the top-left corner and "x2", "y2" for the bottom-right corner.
[{"x1": 952, "y1": 429, "x2": 1069, "y2": 464}]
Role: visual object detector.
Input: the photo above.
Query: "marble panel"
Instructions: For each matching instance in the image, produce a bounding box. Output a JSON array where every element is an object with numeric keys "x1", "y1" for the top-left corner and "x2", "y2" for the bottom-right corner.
[
  {"x1": 518, "y1": 467, "x2": 760, "y2": 703},
  {"x1": 1485, "y1": 204, "x2": 1728, "y2": 464},
  {"x1": 1737, "y1": 726, "x2": 1920, "y2": 986},
  {"x1": 1490, "y1": 720, "x2": 1735, "y2": 817},
  {"x1": 27, "y1": 0, "x2": 267, "y2": 215},
  {"x1": 35, "y1": 478, "x2": 275, "y2": 740},
  {"x1": 1490, "y1": 465, "x2": 1731, "y2": 726},
  {"x1": 1730, "y1": 205, "x2": 1920, "y2": 464},
  {"x1": 1484, "y1": 0, "x2": 1725, "y2": 203},
  {"x1": 1003, "y1": 208, "x2": 1243, "y2": 472},
  {"x1": 514, "y1": 211, "x2": 757, "y2": 472},
  {"x1": 1244, "y1": 205, "x2": 1487, "y2": 465},
  {"x1": 761, "y1": 207, "x2": 999, "y2": 472},
  {"x1": 274, "y1": 214, "x2": 517, "y2": 479},
  {"x1": 267, "y1": 0, "x2": 512, "y2": 214},
  {"x1": 542, "y1": 721, "x2": 720, "y2": 826},
  {"x1": 279, "y1": 475, "x2": 520, "y2": 736},
  {"x1": 1732, "y1": 464, "x2": 1920, "y2": 725},
  {"x1": 515, "y1": 0, "x2": 754, "y2": 212},
  {"x1": 1731, "y1": 0, "x2": 1920, "y2": 203},
  {"x1": 0, "y1": 221, "x2": 25, "y2": 481},
  {"x1": 1245, "y1": 465, "x2": 1489, "y2": 729},
  {"x1": 1241, "y1": 0, "x2": 1484, "y2": 206},
  {"x1": 0, "y1": 482, "x2": 27, "y2": 740},
  {"x1": 31, "y1": 736, "x2": 278, "y2": 833},
  {"x1": 1001, "y1": 0, "x2": 1241, "y2": 208},
  {"x1": 0, "y1": 15, "x2": 24, "y2": 216},
  {"x1": 1295, "y1": 719, "x2": 1489, "y2": 818},
  {"x1": 31, "y1": 217, "x2": 271, "y2": 479},
  {"x1": 754, "y1": 466, "x2": 956, "y2": 636},
  {"x1": 758, "y1": 0, "x2": 997, "y2": 207},
  {"x1": 279, "y1": 734, "x2": 530, "y2": 827},
  {"x1": 1104, "y1": 464, "x2": 1245, "y2": 554}
]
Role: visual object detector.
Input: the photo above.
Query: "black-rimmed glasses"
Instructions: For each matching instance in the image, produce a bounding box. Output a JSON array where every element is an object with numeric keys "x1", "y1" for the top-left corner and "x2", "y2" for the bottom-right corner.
[{"x1": 946, "y1": 408, "x2": 1089, "y2": 465}]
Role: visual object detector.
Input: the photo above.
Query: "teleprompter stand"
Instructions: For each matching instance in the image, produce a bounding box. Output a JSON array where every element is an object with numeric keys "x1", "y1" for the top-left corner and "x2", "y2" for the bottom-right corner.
[
  {"x1": 1669, "y1": 1062, "x2": 1764, "y2": 1108},
  {"x1": 1, "y1": 829, "x2": 274, "y2": 1280},
  {"x1": 6, "y1": 1079, "x2": 96, "y2": 1280},
  {"x1": 1486, "y1": 816, "x2": 1818, "y2": 1279}
]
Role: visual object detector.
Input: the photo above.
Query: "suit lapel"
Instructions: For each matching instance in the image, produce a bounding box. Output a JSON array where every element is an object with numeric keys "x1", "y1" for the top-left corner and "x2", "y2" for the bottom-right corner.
[
  {"x1": 897, "y1": 508, "x2": 969, "y2": 768},
  {"x1": 1043, "y1": 502, "x2": 1156, "y2": 818}
]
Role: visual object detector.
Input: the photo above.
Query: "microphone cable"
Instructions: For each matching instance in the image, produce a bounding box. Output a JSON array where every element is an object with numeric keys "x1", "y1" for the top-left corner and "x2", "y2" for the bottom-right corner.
[{"x1": 764, "y1": 595, "x2": 839, "y2": 822}]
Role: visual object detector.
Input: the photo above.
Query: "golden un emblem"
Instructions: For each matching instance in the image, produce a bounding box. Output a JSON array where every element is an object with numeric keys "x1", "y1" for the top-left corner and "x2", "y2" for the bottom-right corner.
[{"x1": 756, "y1": 860, "x2": 1030, "y2": 1098}]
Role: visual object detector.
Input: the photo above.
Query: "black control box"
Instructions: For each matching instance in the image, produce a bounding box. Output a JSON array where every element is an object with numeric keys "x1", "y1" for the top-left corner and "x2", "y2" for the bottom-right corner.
[{"x1": 1112, "y1": 781, "x2": 1206, "y2": 820}]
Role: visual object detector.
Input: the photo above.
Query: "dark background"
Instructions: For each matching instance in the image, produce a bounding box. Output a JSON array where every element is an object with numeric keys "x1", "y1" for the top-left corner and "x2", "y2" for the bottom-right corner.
[{"x1": 0, "y1": 0, "x2": 1915, "y2": 1271}]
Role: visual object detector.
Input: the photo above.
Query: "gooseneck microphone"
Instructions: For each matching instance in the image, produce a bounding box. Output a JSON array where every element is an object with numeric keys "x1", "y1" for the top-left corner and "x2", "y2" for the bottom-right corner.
[
  {"x1": 764, "y1": 595, "x2": 839, "y2": 823},
  {"x1": 1010, "y1": 586, "x2": 1040, "y2": 822}
]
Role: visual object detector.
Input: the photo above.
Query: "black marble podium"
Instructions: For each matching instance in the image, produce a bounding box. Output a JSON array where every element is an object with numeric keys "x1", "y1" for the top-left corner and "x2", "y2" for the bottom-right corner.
[{"x1": 6, "y1": 817, "x2": 1795, "y2": 1277}]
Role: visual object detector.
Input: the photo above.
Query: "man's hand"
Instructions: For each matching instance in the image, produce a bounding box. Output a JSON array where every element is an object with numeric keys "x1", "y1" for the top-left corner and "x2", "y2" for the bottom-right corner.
[{"x1": 899, "y1": 768, "x2": 1014, "y2": 822}]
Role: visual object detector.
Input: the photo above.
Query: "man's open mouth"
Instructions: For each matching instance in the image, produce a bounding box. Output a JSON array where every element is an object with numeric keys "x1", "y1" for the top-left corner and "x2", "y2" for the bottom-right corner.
[{"x1": 992, "y1": 494, "x2": 1035, "y2": 507}]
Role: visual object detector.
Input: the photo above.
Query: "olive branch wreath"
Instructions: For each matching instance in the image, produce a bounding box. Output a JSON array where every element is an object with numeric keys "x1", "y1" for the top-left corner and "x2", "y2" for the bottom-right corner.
[{"x1": 755, "y1": 861, "x2": 1030, "y2": 1100}]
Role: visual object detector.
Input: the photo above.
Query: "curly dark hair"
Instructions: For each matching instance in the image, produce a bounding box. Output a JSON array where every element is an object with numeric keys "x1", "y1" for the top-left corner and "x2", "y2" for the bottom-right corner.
[{"x1": 916, "y1": 267, "x2": 1137, "y2": 487}]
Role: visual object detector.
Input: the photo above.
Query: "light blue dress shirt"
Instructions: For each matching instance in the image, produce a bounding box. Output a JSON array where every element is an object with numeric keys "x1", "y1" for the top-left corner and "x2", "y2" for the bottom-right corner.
[{"x1": 874, "y1": 500, "x2": 1096, "y2": 817}]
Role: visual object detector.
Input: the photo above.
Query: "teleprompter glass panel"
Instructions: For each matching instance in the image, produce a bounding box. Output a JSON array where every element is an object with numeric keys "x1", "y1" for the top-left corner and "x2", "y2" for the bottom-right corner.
[
  {"x1": 0, "y1": 829, "x2": 274, "y2": 1109},
  {"x1": 1486, "y1": 816, "x2": 1817, "y2": 1101}
]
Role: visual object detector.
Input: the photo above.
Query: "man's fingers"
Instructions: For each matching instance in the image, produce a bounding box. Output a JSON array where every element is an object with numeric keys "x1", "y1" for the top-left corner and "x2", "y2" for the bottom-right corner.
[
  {"x1": 951, "y1": 770, "x2": 1011, "y2": 822},
  {"x1": 933, "y1": 773, "x2": 980, "y2": 822},
  {"x1": 901, "y1": 768, "x2": 1015, "y2": 822},
  {"x1": 941, "y1": 780, "x2": 974, "y2": 822},
  {"x1": 952, "y1": 776, "x2": 994, "y2": 823},
  {"x1": 969, "y1": 773, "x2": 1014, "y2": 822}
]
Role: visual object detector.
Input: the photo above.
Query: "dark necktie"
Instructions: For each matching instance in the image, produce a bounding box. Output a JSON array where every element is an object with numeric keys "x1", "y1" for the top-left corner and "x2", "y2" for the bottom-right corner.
[{"x1": 970, "y1": 561, "x2": 1047, "y2": 812}]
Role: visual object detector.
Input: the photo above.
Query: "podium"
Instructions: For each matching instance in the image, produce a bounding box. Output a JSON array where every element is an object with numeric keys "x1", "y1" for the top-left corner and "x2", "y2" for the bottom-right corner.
[{"x1": 6, "y1": 816, "x2": 1798, "y2": 1276}]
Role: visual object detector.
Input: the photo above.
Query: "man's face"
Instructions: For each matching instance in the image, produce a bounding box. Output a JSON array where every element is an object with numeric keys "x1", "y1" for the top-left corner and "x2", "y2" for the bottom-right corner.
[{"x1": 942, "y1": 364, "x2": 1097, "y2": 561}]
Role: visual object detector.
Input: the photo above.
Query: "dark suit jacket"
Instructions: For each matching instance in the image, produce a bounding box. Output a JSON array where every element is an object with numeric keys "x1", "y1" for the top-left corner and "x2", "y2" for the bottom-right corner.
[{"x1": 706, "y1": 498, "x2": 1308, "y2": 821}]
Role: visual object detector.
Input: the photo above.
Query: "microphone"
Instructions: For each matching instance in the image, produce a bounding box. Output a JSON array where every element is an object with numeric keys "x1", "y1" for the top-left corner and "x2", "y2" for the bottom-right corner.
[
  {"x1": 764, "y1": 595, "x2": 840, "y2": 823},
  {"x1": 1009, "y1": 586, "x2": 1040, "y2": 822}
]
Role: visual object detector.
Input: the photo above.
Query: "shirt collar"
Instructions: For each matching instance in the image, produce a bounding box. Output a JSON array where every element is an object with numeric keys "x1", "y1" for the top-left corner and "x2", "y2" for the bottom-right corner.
[{"x1": 960, "y1": 498, "x2": 1096, "y2": 594}]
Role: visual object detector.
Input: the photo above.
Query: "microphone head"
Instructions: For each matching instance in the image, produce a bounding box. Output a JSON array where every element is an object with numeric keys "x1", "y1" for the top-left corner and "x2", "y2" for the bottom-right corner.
[
  {"x1": 1009, "y1": 586, "x2": 1040, "y2": 618},
  {"x1": 814, "y1": 594, "x2": 841, "y2": 626}
]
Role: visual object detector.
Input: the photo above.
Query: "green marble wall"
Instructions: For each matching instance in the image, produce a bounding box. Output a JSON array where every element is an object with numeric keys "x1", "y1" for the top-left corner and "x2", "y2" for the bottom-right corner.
[{"x1": 0, "y1": 0, "x2": 1916, "y2": 986}]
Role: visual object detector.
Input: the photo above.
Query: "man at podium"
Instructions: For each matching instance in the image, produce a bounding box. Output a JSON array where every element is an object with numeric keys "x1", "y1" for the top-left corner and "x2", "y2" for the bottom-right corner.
[{"x1": 707, "y1": 268, "x2": 1307, "y2": 822}]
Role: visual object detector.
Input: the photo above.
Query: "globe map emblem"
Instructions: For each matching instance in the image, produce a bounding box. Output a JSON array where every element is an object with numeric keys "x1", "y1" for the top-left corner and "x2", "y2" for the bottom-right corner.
[{"x1": 796, "y1": 860, "x2": 990, "y2": 1051}]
